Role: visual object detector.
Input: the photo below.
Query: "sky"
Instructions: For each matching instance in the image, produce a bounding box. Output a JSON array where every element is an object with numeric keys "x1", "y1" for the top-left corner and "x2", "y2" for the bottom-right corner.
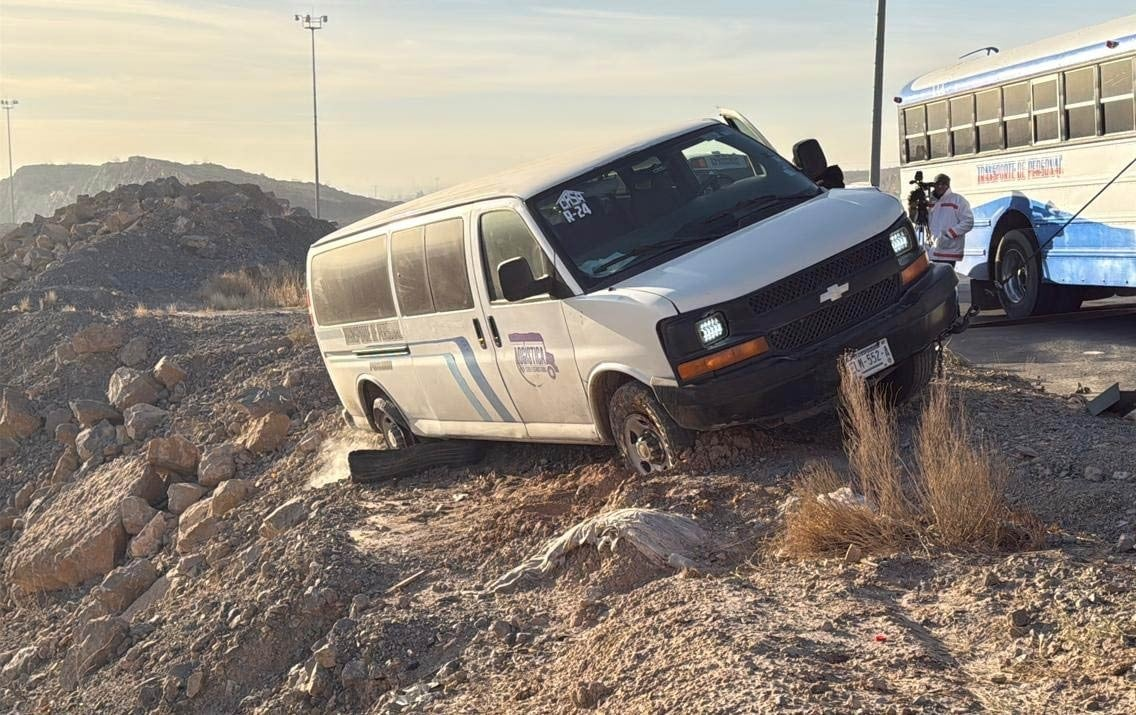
[{"x1": 0, "y1": 1, "x2": 1129, "y2": 199}]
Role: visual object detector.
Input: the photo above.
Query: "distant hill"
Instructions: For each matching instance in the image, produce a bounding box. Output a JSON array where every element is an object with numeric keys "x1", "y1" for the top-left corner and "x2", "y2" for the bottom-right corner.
[
  {"x1": 0, "y1": 156, "x2": 396, "y2": 226},
  {"x1": 842, "y1": 167, "x2": 902, "y2": 197}
]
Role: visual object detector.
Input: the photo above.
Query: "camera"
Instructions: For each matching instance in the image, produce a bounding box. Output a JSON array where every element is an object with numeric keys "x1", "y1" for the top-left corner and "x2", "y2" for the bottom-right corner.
[{"x1": 906, "y1": 170, "x2": 934, "y2": 228}]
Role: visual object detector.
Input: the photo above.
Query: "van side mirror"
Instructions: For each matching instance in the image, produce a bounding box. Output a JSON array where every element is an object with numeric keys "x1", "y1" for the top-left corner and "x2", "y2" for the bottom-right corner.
[
  {"x1": 498, "y1": 257, "x2": 549, "y2": 302},
  {"x1": 792, "y1": 138, "x2": 828, "y2": 181}
]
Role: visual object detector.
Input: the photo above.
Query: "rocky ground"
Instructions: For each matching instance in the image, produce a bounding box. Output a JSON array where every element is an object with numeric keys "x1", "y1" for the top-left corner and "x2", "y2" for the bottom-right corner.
[{"x1": 1, "y1": 183, "x2": 1134, "y2": 714}]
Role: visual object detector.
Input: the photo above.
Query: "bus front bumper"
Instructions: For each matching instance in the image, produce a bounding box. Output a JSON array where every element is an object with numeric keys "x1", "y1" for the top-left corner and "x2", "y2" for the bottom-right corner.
[{"x1": 655, "y1": 264, "x2": 958, "y2": 431}]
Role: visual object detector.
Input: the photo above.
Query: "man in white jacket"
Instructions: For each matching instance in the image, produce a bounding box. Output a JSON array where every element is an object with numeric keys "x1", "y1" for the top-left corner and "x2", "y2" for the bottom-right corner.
[{"x1": 927, "y1": 173, "x2": 974, "y2": 266}]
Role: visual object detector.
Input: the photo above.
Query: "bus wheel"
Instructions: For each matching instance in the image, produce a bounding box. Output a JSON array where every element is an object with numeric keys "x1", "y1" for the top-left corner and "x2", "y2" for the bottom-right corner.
[
  {"x1": 372, "y1": 397, "x2": 415, "y2": 450},
  {"x1": 996, "y1": 230, "x2": 1042, "y2": 319},
  {"x1": 609, "y1": 382, "x2": 693, "y2": 476}
]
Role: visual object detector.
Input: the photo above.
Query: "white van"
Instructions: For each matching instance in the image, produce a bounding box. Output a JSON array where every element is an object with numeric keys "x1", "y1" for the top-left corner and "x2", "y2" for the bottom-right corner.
[{"x1": 307, "y1": 112, "x2": 958, "y2": 475}]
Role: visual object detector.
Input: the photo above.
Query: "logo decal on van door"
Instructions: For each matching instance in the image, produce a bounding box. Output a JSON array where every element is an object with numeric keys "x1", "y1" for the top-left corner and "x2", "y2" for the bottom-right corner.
[{"x1": 507, "y1": 332, "x2": 559, "y2": 386}]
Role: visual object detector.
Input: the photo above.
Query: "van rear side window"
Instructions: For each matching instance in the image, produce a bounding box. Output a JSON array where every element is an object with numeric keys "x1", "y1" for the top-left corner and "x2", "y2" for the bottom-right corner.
[
  {"x1": 392, "y1": 226, "x2": 434, "y2": 316},
  {"x1": 424, "y1": 218, "x2": 474, "y2": 312},
  {"x1": 310, "y1": 235, "x2": 396, "y2": 326}
]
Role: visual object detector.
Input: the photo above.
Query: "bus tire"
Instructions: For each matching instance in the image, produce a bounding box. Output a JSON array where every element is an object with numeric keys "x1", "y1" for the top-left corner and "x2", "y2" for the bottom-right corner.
[
  {"x1": 609, "y1": 382, "x2": 693, "y2": 476},
  {"x1": 372, "y1": 397, "x2": 416, "y2": 450},
  {"x1": 995, "y1": 230, "x2": 1043, "y2": 319}
]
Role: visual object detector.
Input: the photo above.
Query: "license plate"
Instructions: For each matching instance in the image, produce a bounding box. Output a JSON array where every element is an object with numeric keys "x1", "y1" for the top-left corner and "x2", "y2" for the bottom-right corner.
[{"x1": 846, "y1": 338, "x2": 894, "y2": 379}]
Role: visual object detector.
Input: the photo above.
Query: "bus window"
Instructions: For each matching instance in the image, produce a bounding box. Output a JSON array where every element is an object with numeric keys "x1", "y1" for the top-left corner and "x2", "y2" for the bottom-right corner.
[
  {"x1": 950, "y1": 95, "x2": 976, "y2": 155},
  {"x1": 976, "y1": 88, "x2": 1003, "y2": 152},
  {"x1": 904, "y1": 106, "x2": 928, "y2": 162},
  {"x1": 1032, "y1": 77, "x2": 1059, "y2": 143},
  {"x1": 927, "y1": 101, "x2": 950, "y2": 159},
  {"x1": 1003, "y1": 82, "x2": 1031, "y2": 148},
  {"x1": 1101, "y1": 58, "x2": 1135, "y2": 135},
  {"x1": 1064, "y1": 66, "x2": 1098, "y2": 139}
]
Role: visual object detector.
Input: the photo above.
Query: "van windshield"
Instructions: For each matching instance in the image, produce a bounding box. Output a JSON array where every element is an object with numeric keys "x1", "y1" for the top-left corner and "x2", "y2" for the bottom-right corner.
[{"x1": 527, "y1": 125, "x2": 821, "y2": 289}]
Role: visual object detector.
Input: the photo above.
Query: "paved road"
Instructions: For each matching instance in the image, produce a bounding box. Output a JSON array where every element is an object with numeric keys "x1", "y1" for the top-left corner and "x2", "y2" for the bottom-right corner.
[{"x1": 949, "y1": 277, "x2": 1136, "y2": 396}]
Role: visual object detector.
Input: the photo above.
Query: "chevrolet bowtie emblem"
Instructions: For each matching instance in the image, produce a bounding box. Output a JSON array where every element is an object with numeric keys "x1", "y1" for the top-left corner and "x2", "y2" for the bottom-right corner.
[{"x1": 820, "y1": 283, "x2": 849, "y2": 303}]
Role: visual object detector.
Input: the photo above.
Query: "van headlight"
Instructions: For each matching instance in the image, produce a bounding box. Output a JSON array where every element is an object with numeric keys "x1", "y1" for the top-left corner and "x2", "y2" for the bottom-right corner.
[
  {"x1": 695, "y1": 313, "x2": 728, "y2": 346},
  {"x1": 890, "y1": 225, "x2": 914, "y2": 255}
]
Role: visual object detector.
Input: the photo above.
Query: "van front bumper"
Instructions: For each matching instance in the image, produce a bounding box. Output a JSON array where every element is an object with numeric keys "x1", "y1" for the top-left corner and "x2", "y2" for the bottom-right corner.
[{"x1": 654, "y1": 264, "x2": 958, "y2": 431}]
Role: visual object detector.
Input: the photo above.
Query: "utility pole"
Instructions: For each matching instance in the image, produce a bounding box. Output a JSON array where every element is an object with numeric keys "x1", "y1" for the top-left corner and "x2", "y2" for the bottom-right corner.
[
  {"x1": 1, "y1": 99, "x2": 17, "y2": 224},
  {"x1": 869, "y1": 0, "x2": 886, "y2": 188},
  {"x1": 295, "y1": 13, "x2": 327, "y2": 218}
]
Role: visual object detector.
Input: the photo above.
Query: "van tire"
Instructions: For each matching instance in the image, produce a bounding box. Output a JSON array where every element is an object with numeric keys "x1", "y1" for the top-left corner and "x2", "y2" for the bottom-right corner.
[
  {"x1": 372, "y1": 397, "x2": 415, "y2": 450},
  {"x1": 875, "y1": 345, "x2": 935, "y2": 405},
  {"x1": 608, "y1": 382, "x2": 694, "y2": 476}
]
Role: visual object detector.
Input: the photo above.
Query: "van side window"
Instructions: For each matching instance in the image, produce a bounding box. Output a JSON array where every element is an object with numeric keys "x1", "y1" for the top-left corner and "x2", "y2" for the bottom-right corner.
[
  {"x1": 424, "y1": 218, "x2": 474, "y2": 312},
  {"x1": 391, "y1": 226, "x2": 434, "y2": 316},
  {"x1": 310, "y1": 234, "x2": 396, "y2": 325},
  {"x1": 479, "y1": 210, "x2": 553, "y2": 301}
]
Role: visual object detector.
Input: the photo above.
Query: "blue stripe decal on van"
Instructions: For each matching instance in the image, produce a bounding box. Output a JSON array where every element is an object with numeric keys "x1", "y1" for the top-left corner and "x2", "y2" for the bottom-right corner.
[
  {"x1": 440, "y1": 353, "x2": 493, "y2": 421},
  {"x1": 414, "y1": 337, "x2": 516, "y2": 422}
]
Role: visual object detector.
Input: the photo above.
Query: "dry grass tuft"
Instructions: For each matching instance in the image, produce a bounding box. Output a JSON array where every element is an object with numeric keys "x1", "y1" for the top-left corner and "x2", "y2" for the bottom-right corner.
[
  {"x1": 778, "y1": 365, "x2": 1045, "y2": 558},
  {"x1": 201, "y1": 263, "x2": 306, "y2": 310},
  {"x1": 42, "y1": 290, "x2": 58, "y2": 307},
  {"x1": 16, "y1": 296, "x2": 33, "y2": 312}
]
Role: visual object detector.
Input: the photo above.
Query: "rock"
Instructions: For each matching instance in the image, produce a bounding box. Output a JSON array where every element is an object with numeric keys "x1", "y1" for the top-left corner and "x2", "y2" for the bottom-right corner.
[
  {"x1": 178, "y1": 234, "x2": 216, "y2": 258},
  {"x1": 41, "y1": 222, "x2": 69, "y2": 243},
  {"x1": 117, "y1": 337, "x2": 150, "y2": 368},
  {"x1": 56, "y1": 422, "x2": 80, "y2": 447},
  {"x1": 0, "y1": 508, "x2": 17, "y2": 532},
  {"x1": 1084, "y1": 466, "x2": 1104, "y2": 482},
  {"x1": 341, "y1": 659, "x2": 367, "y2": 688},
  {"x1": 283, "y1": 369, "x2": 306, "y2": 390},
  {"x1": 107, "y1": 367, "x2": 161, "y2": 410},
  {"x1": 1116, "y1": 533, "x2": 1135, "y2": 552},
  {"x1": 0, "y1": 645, "x2": 38, "y2": 684},
  {"x1": 571, "y1": 681, "x2": 610, "y2": 710},
  {"x1": 70, "y1": 399, "x2": 123, "y2": 428},
  {"x1": 121, "y1": 575, "x2": 170, "y2": 623},
  {"x1": 983, "y1": 571, "x2": 1002, "y2": 588},
  {"x1": 1112, "y1": 471, "x2": 1132, "y2": 481},
  {"x1": 91, "y1": 559, "x2": 159, "y2": 613},
  {"x1": 124, "y1": 403, "x2": 168, "y2": 441},
  {"x1": 71, "y1": 323, "x2": 127, "y2": 355},
  {"x1": 60, "y1": 617, "x2": 128, "y2": 690},
  {"x1": 313, "y1": 644, "x2": 337, "y2": 669},
  {"x1": 13, "y1": 482, "x2": 35, "y2": 511},
  {"x1": 76, "y1": 421, "x2": 119, "y2": 463},
  {"x1": 844, "y1": 544, "x2": 864, "y2": 564},
  {"x1": 198, "y1": 444, "x2": 238, "y2": 487},
  {"x1": 210, "y1": 478, "x2": 251, "y2": 517},
  {"x1": 260, "y1": 499, "x2": 308, "y2": 538},
  {"x1": 44, "y1": 407, "x2": 74, "y2": 436},
  {"x1": 177, "y1": 499, "x2": 219, "y2": 554},
  {"x1": 51, "y1": 446, "x2": 80, "y2": 482},
  {"x1": 4, "y1": 458, "x2": 163, "y2": 594},
  {"x1": 1010, "y1": 609, "x2": 1031, "y2": 628},
  {"x1": 152, "y1": 357, "x2": 187, "y2": 389},
  {"x1": 186, "y1": 669, "x2": 204, "y2": 698},
  {"x1": 302, "y1": 662, "x2": 331, "y2": 697},
  {"x1": 71, "y1": 221, "x2": 101, "y2": 241},
  {"x1": 241, "y1": 412, "x2": 291, "y2": 453},
  {"x1": 168, "y1": 483, "x2": 207, "y2": 515},
  {"x1": 0, "y1": 386, "x2": 41, "y2": 440},
  {"x1": 297, "y1": 431, "x2": 322, "y2": 453},
  {"x1": 129, "y1": 513, "x2": 167, "y2": 558},
  {"x1": 490, "y1": 619, "x2": 515, "y2": 642},
  {"x1": 234, "y1": 387, "x2": 296, "y2": 418},
  {"x1": 0, "y1": 436, "x2": 17, "y2": 460},
  {"x1": 145, "y1": 435, "x2": 199, "y2": 475}
]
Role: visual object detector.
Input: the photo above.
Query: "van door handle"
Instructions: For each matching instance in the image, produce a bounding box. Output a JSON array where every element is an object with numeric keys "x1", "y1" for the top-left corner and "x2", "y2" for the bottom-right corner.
[
  {"x1": 487, "y1": 316, "x2": 502, "y2": 347},
  {"x1": 472, "y1": 318, "x2": 487, "y2": 349}
]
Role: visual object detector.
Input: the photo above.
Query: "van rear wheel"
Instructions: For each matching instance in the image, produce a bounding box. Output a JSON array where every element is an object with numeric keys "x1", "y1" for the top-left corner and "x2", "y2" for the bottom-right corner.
[
  {"x1": 608, "y1": 382, "x2": 693, "y2": 476},
  {"x1": 372, "y1": 397, "x2": 415, "y2": 450}
]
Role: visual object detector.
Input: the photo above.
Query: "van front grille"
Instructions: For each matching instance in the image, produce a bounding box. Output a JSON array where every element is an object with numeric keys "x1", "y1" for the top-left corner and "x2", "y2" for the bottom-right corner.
[
  {"x1": 746, "y1": 235, "x2": 893, "y2": 316},
  {"x1": 766, "y1": 275, "x2": 900, "y2": 353}
]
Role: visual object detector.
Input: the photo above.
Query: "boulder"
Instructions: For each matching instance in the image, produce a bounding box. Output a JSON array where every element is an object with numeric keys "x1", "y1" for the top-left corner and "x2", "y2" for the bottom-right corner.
[
  {"x1": 41, "y1": 222, "x2": 70, "y2": 243},
  {"x1": 91, "y1": 558, "x2": 158, "y2": 613},
  {"x1": 60, "y1": 616, "x2": 128, "y2": 691},
  {"x1": 198, "y1": 444, "x2": 239, "y2": 487},
  {"x1": 129, "y1": 513, "x2": 167, "y2": 558},
  {"x1": 120, "y1": 496, "x2": 158, "y2": 535},
  {"x1": 44, "y1": 407, "x2": 74, "y2": 436},
  {"x1": 152, "y1": 357, "x2": 187, "y2": 389},
  {"x1": 14, "y1": 482, "x2": 35, "y2": 511},
  {"x1": 70, "y1": 399, "x2": 123, "y2": 428},
  {"x1": 145, "y1": 436, "x2": 199, "y2": 475},
  {"x1": 178, "y1": 235, "x2": 216, "y2": 258},
  {"x1": 70, "y1": 221, "x2": 101, "y2": 242},
  {"x1": 107, "y1": 367, "x2": 161, "y2": 410},
  {"x1": 51, "y1": 446, "x2": 79, "y2": 483},
  {"x1": 75, "y1": 421, "x2": 119, "y2": 463},
  {"x1": 4, "y1": 458, "x2": 163, "y2": 594},
  {"x1": 234, "y1": 387, "x2": 296, "y2": 418},
  {"x1": 55, "y1": 422, "x2": 80, "y2": 447},
  {"x1": 240, "y1": 412, "x2": 291, "y2": 454},
  {"x1": 124, "y1": 403, "x2": 168, "y2": 440},
  {"x1": 260, "y1": 499, "x2": 309, "y2": 539},
  {"x1": 210, "y1": 478, "x2": 251, "y2": 517},
  {"x1": 121, "y1": 574, "x2": 170, "y2": 623},
  {"x1": 176, "y1": 499, "x2": 219, "y2": 555},
  {"x1": 0, "y1": 386, "x2": 41, "y2": 440},
  {"x1": 71, "y1": 323, "x2": 127, "y2": 355},
  {"x1": 297, "y1": 431, "x2": 323, "y2": 453},
  {"x1": 117, "y1": 337, "x2": 150, "y2": 368},
  {"x1": 167, "y1": 483, "x2": 206, "y2": 515}
]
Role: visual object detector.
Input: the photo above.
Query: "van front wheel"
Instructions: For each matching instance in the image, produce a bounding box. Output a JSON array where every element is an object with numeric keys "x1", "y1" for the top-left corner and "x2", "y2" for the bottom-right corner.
[
  {"x1": 372, "y1": 397, "x2": 415, "y2": 450},
  {"x1": 608, "y1": 382, "x2": 693, "y2": 476}
]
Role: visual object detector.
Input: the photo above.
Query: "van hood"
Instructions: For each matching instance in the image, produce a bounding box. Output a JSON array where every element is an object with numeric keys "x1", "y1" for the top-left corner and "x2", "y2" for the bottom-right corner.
[{"x1": 610, "y1": 188, "x2": 903, "y2": 312}]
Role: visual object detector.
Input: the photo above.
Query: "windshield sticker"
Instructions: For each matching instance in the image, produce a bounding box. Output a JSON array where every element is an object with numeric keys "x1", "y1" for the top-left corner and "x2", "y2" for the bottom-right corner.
[
  {"x1": 556, "y1": 190, "x2": 592, "y2": 223},
  {"x1": 507, "y1": 331, "x2": 559, "y2": 386}
]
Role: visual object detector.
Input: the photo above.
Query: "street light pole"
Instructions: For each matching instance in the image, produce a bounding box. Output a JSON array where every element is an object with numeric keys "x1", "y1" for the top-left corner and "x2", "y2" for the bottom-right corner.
[
  {"x1": 869, "y1": 0, "x2": 886, "y2": 188},
  {"x1": 1, "y1": 99, "x2": 17, "y2": 224},
  {"x1": 295, "y1": 13, "x2": 327, "y2": 219}
]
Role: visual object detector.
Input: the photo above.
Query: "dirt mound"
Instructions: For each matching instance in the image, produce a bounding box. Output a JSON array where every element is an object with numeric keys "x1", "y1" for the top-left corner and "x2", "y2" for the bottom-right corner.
[{"x1": 0, "y1": 177, "x2": 333, "y2": 310}]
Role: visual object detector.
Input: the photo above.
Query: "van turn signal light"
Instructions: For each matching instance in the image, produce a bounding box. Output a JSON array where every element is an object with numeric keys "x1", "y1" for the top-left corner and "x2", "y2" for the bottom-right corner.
[
  {"x1": 901, "y1": 253, "x2": 930, "y2": 285},
  {"x1": 678, "y1": 337, "x2": 769, "y2": 381}
]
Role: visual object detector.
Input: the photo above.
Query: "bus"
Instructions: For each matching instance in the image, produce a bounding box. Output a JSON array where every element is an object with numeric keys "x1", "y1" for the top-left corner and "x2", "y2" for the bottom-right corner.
[{"x1": 896, "y1": 14, "x2": 1136, "y2": 318}]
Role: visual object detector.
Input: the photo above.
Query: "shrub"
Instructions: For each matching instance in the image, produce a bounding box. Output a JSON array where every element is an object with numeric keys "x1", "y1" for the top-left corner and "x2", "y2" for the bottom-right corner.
[{"x1": 201, "y1": 263, "x2": 306, "y2": 310}]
